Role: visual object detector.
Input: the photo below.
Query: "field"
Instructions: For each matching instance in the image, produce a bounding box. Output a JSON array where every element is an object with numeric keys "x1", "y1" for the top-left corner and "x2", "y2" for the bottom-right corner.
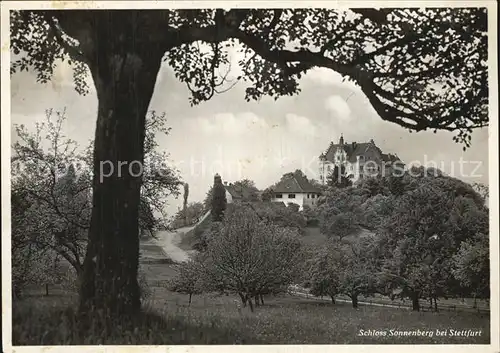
[{"x1": 12, "y1": 258, "x2": 491, "y2": 345}]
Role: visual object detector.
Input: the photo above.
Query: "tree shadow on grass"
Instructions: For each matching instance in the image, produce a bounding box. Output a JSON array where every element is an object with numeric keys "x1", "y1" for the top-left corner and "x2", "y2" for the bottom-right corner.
[{"x1": 12, "y1": 302, "x2": 259, "y2": 345}]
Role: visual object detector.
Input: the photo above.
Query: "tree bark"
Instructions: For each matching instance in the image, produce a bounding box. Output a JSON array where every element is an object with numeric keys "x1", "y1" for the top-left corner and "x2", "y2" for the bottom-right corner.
[
  {"x1": 330, "y1": 295, "x2": 336, "y2": 304},
  {"x1": 260, "y1": 294, "x2": 264, "y2": 305},
  {"x1": 189, "y1": 293, "x2": 192, "y2": 306},
  {"x1": 351, "y1": 294, "x2": 359, "y2": 308},
  {"x1": 433, "y1": 297, "x2": 438, "y2": 312},
  {"x1": 239, "y1": 292, "x2": 247, "y2": 307},
  {"x1": 45, "y1": 283, "x2": 49, "y2": 296},
  {"x1": 78, "y1": 39, "x2": 163, "y2": 317},
  {"x1": 412, "y1": 292, "x2": 420, "y2": 311},
  {"x1": 248, "y1": 296, "x2": 254, "y2": 312}
]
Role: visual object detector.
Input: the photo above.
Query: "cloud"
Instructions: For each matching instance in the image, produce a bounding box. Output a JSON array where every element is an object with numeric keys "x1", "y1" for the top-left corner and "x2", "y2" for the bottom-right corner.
[
  {"x1": 285, "y1": 113, "x2": 317, "y2": 136},
  {"x1": 324, "y1": 95, "x2": 352, "y2": 121},
  {"x1": 304, "y1": 68, "x2": 362, "y2": 92},
  {"x1": 189, "y1": 112, "x2": 269, "y2": 136}
]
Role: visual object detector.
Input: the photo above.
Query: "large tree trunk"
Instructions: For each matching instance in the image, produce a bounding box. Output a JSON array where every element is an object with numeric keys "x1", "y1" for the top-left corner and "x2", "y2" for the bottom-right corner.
[{"x1": 78, "y1": 33, "x2": 163, "y2": 317}]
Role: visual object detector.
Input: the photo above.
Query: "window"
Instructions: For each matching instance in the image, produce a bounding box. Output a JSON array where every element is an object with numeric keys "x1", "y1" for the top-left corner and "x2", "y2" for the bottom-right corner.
[
  {"x1": 311, "y1": 194, "x2": 315, "y2": 199},
  {"x1": 327, "y1": 165, "x2": 332, "y2": 171},
  {"x1": 275, "y1": 194, "x2": 283, "y2": 198},
  {"x1": 307, "y1": 194, "x2": 310, "y2": 198},
  {"x1": 288, "y1": 194, "x2": 296, "y2": 199}
]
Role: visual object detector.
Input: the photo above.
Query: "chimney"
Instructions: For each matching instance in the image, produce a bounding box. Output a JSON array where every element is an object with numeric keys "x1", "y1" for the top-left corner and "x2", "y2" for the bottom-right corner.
[
  {"x1": 224, "y1": 181, "x2": 228, "y2": 186},
  {"x1": 339, "y1": 133, "x2": 344, "y2": 145},
  {"x1": 352, "y1": 142, "x2": 357, "y2": 149},
  {"x1": 370, "y1": 138, "x2": 375, "y2": 144}
]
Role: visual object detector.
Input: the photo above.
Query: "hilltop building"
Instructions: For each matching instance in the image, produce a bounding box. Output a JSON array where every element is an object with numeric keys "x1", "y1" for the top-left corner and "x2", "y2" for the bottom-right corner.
[{"x1": 318, "y1": 134, "x2": 404, "y2": 184}]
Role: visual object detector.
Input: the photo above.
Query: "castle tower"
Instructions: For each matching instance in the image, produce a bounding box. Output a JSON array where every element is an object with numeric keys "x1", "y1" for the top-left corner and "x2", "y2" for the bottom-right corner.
[{"x1": 339, "y1": 133, "x2": 344, "y2": 145}]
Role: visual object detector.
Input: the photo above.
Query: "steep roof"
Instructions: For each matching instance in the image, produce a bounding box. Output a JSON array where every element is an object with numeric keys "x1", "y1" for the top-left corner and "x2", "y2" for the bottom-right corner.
[
  {"x1": 323, "y1": 139, "x2": 402, "y2": 164},
  {"x1": 273, "y1": 175, "x2": 320, "y2": 194},
  {"x1": 224, "y1": 183, "x2": 256, "y2": 200}
]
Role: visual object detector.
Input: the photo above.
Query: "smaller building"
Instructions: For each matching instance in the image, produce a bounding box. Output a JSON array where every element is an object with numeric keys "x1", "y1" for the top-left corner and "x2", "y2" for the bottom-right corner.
[
  {"x1": 270, "y1": 174, "x2": 322, "y2": 210},
  {"x1": 223, "y1": 181, "x2": 259, "y2": 204}
]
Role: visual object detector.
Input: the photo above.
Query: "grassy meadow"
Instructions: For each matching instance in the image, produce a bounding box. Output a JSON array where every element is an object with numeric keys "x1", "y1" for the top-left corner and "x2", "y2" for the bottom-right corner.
[{"x1": 12, "y1": 259, "x2": 490, "y2": 345}]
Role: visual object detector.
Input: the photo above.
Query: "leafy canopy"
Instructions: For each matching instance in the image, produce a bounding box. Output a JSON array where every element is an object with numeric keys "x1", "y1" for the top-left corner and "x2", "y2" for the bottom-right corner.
[{"x1": 11, "y1": 8, "x2": 488, "y2": 147}]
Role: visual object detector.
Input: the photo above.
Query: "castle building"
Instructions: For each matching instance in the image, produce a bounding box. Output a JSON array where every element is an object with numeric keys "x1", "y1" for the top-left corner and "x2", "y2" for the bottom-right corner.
[{"x1": 318, "y1": 134, "x2": 404, "y2": 184}]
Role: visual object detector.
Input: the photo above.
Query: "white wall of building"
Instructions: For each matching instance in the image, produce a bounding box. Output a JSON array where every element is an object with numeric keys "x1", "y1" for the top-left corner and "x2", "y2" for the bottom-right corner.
[
  {"x1": 272, "y1": 192, "x2": 304, "y2": 209},
  {"x1": 271, "y1": 192, "x2": 322, "y2": 210}
]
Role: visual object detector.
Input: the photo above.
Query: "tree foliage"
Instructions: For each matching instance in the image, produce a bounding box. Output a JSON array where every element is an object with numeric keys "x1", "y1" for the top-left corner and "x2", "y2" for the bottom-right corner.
[
  {"x1": 254, "y1": 203, "x2": 307, "y2": 234},
  {"x1": 169, "y1": 257, "x2": 205, "y2": 305},
  {"x1": 452, "y1": 232, "x2": 489, "y2": 299},
  {"x1": 11, "y1": 110, "x2": 181, "y2": 282},
  {"x1": 313, "y1": 166, "x2": 489, "y2": 311},
  {"x1": 375, "y1": 172, "x2": 489, "y2": 310},
  {"x1": 211, "y1": 174, "x2": 227, "y2": 221},
  {"x1": 171, "y1": 202, "x2": 206, "y2": 229},
  {"x1": 305, "y1": 245, "x2": 342, "y2": 303},
  {"x1": 11, "y1": 8, "x2": 488, "y2": 146},
  {"x1": 200, "y1": 205, "x2": 303, "y2": 311},
  {"x1": 326, "y1": 165, "x2": 352, "y2": 189}
]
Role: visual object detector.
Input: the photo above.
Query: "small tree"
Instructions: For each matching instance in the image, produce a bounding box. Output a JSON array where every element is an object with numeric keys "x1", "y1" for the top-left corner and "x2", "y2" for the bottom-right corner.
[
  {"x1": 169, "y1": 258, "x2": 204, "y2": 305},
  {"x1": 232, "y1": 179, "x2": 260, "y2": 202},
  {"x1": 452, "y1": 232, "x2": 489, "y2": 304},
  {"x1": 11, "y1": 110, "x2": 181, "y2": 300},
  {"x1": 203, "y1": 205, "x2": 303, "y2": 311},
  {"x1": 327, "y1": 165, "x2": 352, "y2": 189},
  {"x1": 183, "y1": 183, "x2": 189, "y2": 226},
  {"x1": 261, "y1": 187, "x2": 274, "y2": 202},
  {"x1": 320, "y1": 211, "x2": 359, "y2": 240},
  {"x1": 256, "y1": 203, "x2": 307, "y2": 234},
  {"x1": 337, "y1": 236, "x2": 380, "y2": 308},
  {"x1": 306, "y1": 246, "x2": 342, "y2": 303},
  {"x1": 171, "y1": 202, "x2": 206, "y2": 229}
]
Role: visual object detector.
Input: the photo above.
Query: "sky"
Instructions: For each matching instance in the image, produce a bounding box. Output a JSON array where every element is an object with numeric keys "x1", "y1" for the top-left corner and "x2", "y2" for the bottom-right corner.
[{"x1": 10, "y1": 54, "x2": 489, "y2": 215}]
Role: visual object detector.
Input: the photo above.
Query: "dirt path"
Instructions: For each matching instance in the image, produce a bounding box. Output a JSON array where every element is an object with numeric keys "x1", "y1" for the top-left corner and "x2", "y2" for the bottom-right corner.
[
  {"x1": 154, "y1": 210, "x2": 210, "y2": 263},
  {"x1": 154, "y1": 230, "x2": 192, "y2": 263}
]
